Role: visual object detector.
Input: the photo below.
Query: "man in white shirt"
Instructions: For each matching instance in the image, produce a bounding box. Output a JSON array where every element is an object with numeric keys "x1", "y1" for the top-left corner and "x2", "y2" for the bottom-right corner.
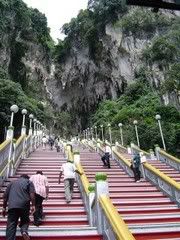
[
  {"x1": 101, "y1": 144, "x2": 112, "y2": 168},
  {"x1": 30, "y1": 171, "x2": 49, "y2": 226},
  {"x1": 58, "y1": 161, "x2": 82, "y2": 203},
  {"x1": 42, "y1": 136, "x2": 47, "y2": 150}
]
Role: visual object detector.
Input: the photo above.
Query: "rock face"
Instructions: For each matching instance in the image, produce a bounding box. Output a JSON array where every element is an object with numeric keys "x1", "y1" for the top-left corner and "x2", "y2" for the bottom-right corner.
[
  {"x1": 0, "y1": 0, "x2": 53, "y2": 105},
  {"x1": 1, "y1": 3, "x2": 179, "y2": 132},
  {"x1": 47, "y1": 18, "x2": 179, "y2": 129},
  {"x1": 0, "y1": 34, "x2": 51, "y2": 101}
]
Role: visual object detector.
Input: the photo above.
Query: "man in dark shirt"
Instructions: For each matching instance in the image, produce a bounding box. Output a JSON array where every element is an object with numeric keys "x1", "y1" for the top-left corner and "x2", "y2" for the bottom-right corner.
[
  {"x1": 131, "y1": 153, "x2": 141, "y2": 182},
  {"x1": 2, "y1": 174, "x2": 35, "y2": 240}
]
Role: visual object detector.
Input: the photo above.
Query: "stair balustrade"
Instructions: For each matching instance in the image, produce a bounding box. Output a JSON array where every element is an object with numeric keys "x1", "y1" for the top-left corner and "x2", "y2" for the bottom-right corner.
[
  {"x1": 89, "y1": 139, "x2": 180, "y2": 207},
  {"x1": 143, "y1": 163, "x2": 180, "y2": 206},
  {"x1": 0, "y1": 134, "x2": 38, "y2": 184},
  {"x1": 112, "y1": 148, "x2": 180, "y2": 206},
  {"x1": 99, "y1": 195, "x2": 135, "y2": 240},
  {"x1": 74, "y1": 145, "x2": 135, "y2": 240},
  {"x1": 0, "y1": 140, "x2": 11, "y2": 185},
  {"x1": 130, "y1": 143, "x2": 154, "y2": 160},
  {"x1": 75, "y1": 143, "x2": 135, "y2": 239},
  {"x1": 115, "y1": 142, "x2": 128, "y2": 154},
  {"x1": 155, "y1": 145, "x2": 180, "y2": 171}
]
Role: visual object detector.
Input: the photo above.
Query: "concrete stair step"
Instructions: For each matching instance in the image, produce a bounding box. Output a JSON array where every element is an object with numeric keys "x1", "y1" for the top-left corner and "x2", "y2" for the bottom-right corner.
[
  {"x1": 0, "y1": 216, "x2": 89, "y2": 226},
  {"x1": 0, "y1": 226, "x2": 102, "y2": 239}
]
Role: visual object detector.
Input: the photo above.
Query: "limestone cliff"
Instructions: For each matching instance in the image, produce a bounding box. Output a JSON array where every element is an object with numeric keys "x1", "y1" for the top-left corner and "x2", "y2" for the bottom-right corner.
[
  {"x1": 47, "y1": 8, "x2": 180, "y2": 129},
  {"x1": 0, "y1": 0, "x2": 53, "y2": 103}
]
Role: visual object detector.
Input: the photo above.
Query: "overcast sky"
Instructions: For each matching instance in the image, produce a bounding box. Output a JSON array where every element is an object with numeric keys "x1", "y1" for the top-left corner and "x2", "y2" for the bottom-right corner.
[{"x1": 23, "y1": 0, "x2": 88, "y2": 41}]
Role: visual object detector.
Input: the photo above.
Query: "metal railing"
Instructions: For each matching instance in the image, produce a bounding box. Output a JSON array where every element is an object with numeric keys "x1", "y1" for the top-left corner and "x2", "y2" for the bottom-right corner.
[
  {"x1": 0, "y1": 140, "x2": 11, "y2": 184},
  {"x1": 86, "y1": 139, "x2": 180, "y2": 207},
  {"x1": 144, "y1": 162, "x2": 180, "y2": 205},
  {"x1": 99, "y1": 195, "x2": 135, "y2": 240},
  {"x1": 112, "y1": 148, "x2": 180, "y2": 206},
  {"x1": 75, "y1": 143, "x2": 135, "y2": 239},
  {"x1": 130, "y1": 143, "x2": 154, "y2": 160},
  {"x1": 155, "y1": 146, "x2": 180, "y2": 171},
  {"x1": 0, "y1": 133, "x2": 41, "y2": 183}
]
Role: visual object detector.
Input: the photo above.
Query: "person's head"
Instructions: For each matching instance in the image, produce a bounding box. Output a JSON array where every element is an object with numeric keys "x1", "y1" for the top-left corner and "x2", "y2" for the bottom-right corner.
[
  {"x1": 36, "y1": 171, "x2": 43, "y2": 175},
  {"x1": 20, "y1": 174, "x2": 29, "y2": 179}
]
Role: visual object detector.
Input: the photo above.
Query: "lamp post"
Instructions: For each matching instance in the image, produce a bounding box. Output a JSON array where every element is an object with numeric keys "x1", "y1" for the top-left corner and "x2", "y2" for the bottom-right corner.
[
  {"x1": 85, "y1": 129, "x2": 88, "y2": 140},
  {"x1": 21, "y1": 109, "x2": 27, "y2": 135},
  {"x1": 6, "y1": 104, "x2": 19, "y2": 140},
  {"x1": 33, "y1": 119, "x2": 37, "y2": 149},
  {"x1": 33, "y1": 119, "x2": 37, "y2": 135},
  {"x1": 133, "y1": 120, "x2": 140, "y2": 147},
  {"x1": 155, "y1": 114, "x2": 166, "y2": 151},
  {"x1": 118, "y1": 123, "x2": 124, "y2": 146},
  {"x1": 100, "y1": 125, "x2": 104, "y2": 141},
  {"x1": 29, "y1": 114, "x2": 34, "y2": 135},
  {"x1": 87, "y1": 127, "x2": 90, "y2": 140},
  {"x1": 91, "y1": 127, "x2": 93, "y2": 139},
  {"x1": 10, "y1": 105, "x2": 19, "y2": 127},
  {"x1": 83, "y1": 130, "x2": 85, "y2": 140},
  {"x1": 108, "y1": 123, "x2": 112, "y2": 145},
  {"x1": 94, "y1": 126, "x2": 97, "y2": 140}
]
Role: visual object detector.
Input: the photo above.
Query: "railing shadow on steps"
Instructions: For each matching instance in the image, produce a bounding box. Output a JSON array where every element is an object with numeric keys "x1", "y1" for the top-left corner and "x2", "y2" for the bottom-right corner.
[
  {"x1": 86, "y1": 139, "x2": 180, "y2": 208},
  {"x1": 73, "y1": 147, "x2": 135, "y2": 240}
]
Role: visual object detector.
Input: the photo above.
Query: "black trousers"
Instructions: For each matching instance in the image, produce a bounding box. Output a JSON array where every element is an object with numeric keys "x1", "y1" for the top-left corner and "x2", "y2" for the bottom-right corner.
[
  {"x1": 101, "y1": 153, "x2": 110, "y2": 168},
  {"x1": 33, "y1": 194, "x2": 44, "y2": 224},
  {"x1": 133, "y1": 167, "x2": 141, "y2": 181},
  {"x1": 6, "y1": 208, "x2": 30, "y2": 240}
]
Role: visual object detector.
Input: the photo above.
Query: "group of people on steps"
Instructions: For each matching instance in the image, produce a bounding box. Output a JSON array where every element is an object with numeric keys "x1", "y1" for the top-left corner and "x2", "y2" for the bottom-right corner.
[
  {"x1": 2, "y1": 140, "x2": 82, "y2": 240},
  {"x1": 2, "y1": 138, "x2": 144, "y2": 240}
]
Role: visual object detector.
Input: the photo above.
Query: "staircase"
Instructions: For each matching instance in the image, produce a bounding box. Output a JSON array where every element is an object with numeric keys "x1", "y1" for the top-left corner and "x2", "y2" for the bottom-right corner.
[
  {"x1": 80, "y1": 148, "x2": 180, "y2": 240},
  {"x1": 0, "y1": 148, "x2": 102, "y2": 240}
]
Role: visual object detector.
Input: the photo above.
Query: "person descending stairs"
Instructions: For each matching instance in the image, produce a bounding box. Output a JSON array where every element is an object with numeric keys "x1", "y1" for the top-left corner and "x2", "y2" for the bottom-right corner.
[
  {"x1": 79, "y1": 147, "x2": 180, "y2": 240},
  {"x1": 0, "y1": 147, "x2": 103, "y2": 240}
]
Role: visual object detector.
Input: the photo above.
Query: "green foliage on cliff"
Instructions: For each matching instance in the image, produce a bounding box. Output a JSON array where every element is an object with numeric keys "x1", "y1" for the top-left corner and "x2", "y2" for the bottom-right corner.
[
  {"x1": 142, "y1": 17, "x2": 180, "y2": 95},
  {"x1": 88, "y1": 0, "x2": 127, "y2": 28},
  {"x1": 0, "y1": 77, "x2": 49, "y2": 137},
  {"x1": 54, "y1": 0, "x2": 126, "y2": 62},
  {"x1": 0, "y1": 0, "x2": 53, "y2": 49},
  {"x1": 143, "y1": 18, "x2": 180, "y2": 64},
  {"x1": 0, "y1": 0, "x2": 55, "y2": 141},
  {"x1": 163, "y1": 63, "x2": 180, "y2": 93},
  {"x1": 92, "y1": 80, "x2": 180, "y2": 155},
  {"x1": 120, "y1": 8, "x2": 171, "y2": 36}
]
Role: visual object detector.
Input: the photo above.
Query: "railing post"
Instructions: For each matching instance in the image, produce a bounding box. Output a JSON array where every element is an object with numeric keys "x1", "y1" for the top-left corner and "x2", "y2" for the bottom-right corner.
[
  {"x1": 111, "y1": 144, "x2": 115, "y2": 160},
  {"x1": 74, "y1": 152, "x2": 80, "y2": 164},
  {"x1": 95, "y1": 173, "x2": 109, "y2": 233},
  {"x1": 96, "y1": 142, "x2": 100, "y2": 154},
  {"x1": 6, "y1": 127, "x2": 14, "y2": 178},
  {"x1": 88, "y1": 184, "x2": 95, "y2": 227},
  {"x1": 127, "y1": 145, "x2": 132, "y2": 154},
  {"x1": 115, "y1": 141, "x2": 119, "y2": 151},
  {"x1": 155, "y1": 145, "x2": 161, "y2": 161},
  {"x1": 149, "y1": 149, "x2": 155, "y2": 160},
  {"x1": 10, "y1": 141, "x2": 16, "y2": 176}
]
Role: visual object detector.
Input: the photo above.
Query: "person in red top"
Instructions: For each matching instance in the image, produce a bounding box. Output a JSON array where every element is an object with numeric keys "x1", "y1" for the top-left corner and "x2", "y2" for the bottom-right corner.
[{"x1": 30, "y1": 171, "x2": 49, "y2": 226}]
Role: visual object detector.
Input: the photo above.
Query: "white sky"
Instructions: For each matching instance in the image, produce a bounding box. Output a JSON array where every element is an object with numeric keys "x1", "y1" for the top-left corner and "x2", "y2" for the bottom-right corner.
[{"x1": 23, "y1": 0, "x2": 88, "y2": 41}]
